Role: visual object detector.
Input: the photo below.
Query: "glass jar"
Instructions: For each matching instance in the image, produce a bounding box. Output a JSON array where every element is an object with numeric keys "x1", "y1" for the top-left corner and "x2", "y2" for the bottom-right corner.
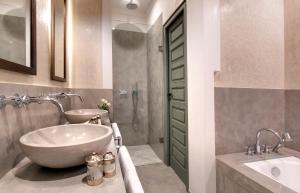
[
  {"x1": 103, "y1": 152, "x2": 116, "y2": 178},
  {"x1": 85, "y1": 152, "x2": 104, "y2": 186}
]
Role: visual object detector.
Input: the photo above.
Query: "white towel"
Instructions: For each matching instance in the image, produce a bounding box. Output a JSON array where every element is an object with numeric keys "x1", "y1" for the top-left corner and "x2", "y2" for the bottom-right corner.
[
  {"x1": 119, "y1": 146, "x2": 144, "y2": 193},
  {"x1": 124, "y1": 170, "x2": 144, "y2": 193},
  {"x1": 119, "y1": 146, "x2": 136, "y2": 174},
  {"x1": 112, "y1": 122, "x2": 123, "y2": 146}
]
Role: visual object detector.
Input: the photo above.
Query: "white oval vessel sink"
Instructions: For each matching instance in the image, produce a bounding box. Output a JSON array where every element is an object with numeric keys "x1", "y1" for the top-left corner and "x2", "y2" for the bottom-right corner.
[
  {"x1": 64, "y1": 109, "x2": 108, "y2": 124},
  {"x1": 19, "y1": 124, "x2": 113, "y2": 168}
]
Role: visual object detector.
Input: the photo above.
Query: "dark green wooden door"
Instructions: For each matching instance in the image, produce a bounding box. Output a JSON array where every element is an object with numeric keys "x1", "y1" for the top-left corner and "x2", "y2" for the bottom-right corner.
[{"x1": 166, "y1": 9, "x2": 188, "y2": 186}]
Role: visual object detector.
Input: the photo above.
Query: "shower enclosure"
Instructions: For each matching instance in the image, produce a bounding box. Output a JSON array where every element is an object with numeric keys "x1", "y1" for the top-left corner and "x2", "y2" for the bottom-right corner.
[{"x1": 112, "y1": 16, "x2": 164, "y2": 160}]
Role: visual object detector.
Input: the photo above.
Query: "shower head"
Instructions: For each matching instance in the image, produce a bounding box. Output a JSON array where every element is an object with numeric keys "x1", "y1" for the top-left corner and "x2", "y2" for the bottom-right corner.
[{"x1": 126, "y1": 0, "x2": 139, "y2": 10}]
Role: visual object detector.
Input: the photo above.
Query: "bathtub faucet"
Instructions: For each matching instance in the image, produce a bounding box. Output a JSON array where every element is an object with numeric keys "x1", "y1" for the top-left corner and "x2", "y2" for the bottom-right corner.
[{"x1": 255, "y1": 128, "x2": 293, "y2": 154}]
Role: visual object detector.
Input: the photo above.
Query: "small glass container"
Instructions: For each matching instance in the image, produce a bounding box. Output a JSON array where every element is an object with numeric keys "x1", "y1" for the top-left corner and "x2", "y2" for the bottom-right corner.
[
  {"x1": 103, "y1": 152, "x2": 116, "y2": 178},
  {"x1": 85, "y1": 152, "x2": 104, "y2": 186}
]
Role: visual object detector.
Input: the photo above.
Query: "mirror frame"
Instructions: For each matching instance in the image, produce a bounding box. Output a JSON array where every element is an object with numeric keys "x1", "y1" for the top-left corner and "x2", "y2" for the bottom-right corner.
[
  {"x1": 51, "y1": 0, "x2": 67, "y2": 82},
  {"x1": 0, "y1": 0, "x2": 37, "y2": 75}
]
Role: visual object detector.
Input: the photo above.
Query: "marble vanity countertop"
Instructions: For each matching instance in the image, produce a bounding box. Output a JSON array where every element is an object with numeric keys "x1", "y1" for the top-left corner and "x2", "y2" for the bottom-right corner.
[
  {"x1": 216, "y1": 148, "x2": 300, "y2": 193},
  {"x1": 0, "y1": 139, "x2": 126, "y2": 193}
]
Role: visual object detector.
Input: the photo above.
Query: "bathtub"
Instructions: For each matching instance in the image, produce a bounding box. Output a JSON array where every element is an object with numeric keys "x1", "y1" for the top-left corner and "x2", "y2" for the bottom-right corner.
[{"x1": 244, "y1": 156, "x2": 300, "y2": 193}]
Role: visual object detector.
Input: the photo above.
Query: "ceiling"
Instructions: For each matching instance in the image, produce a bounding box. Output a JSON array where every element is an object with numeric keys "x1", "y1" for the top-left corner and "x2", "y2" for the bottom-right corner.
[{"x1": 112, "y1": 0, "x2": 154, "y2": 17}]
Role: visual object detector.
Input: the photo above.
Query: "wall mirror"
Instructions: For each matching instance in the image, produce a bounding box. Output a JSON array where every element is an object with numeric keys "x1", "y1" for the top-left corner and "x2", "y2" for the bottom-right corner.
[
  {"x1": 0, "y1": 0, "x2": 36, "y2": 74},
  {"x1": 51, "y1": 0, "x2": 66, "y2": 82}
]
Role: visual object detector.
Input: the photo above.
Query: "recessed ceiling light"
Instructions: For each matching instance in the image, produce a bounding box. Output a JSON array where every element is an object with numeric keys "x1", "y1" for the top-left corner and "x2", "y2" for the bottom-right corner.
[{"x1": 126, "y1": 0, "x2": 139, "y2": 10}]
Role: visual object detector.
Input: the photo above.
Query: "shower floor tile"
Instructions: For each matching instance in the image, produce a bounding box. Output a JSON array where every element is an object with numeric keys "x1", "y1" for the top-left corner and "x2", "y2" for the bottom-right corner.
[{"x1": 127, "y1": 145, "x2": 162, "y2": 166}]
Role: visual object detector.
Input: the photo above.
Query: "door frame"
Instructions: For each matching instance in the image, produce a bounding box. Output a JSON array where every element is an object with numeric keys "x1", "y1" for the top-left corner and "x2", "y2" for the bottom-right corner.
[{"x1": 163, "y1": 1, "x2": 188, "y2": 187}]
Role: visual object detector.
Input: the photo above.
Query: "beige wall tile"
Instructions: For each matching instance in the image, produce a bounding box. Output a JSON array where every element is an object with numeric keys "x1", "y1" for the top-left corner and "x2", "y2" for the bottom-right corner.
[
  {"x1": 70, "y1": 0, "x2": 103, "y2": 89},
  {"x1": 215, "y1": 0, "x2": 285, "y2": 89},
  {"x1": 215, "y1": 87, "x2": 285, "y2": 155}
]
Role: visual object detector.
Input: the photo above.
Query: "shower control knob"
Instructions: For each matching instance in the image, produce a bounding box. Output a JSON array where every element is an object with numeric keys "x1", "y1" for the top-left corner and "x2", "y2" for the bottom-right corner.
[{"x1": 119, "y1": 90, "x2": 128, "y2": 96}]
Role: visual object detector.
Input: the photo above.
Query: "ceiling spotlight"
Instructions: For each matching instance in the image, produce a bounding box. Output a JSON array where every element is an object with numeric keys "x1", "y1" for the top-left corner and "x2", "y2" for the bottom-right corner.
[{"x1": 126, "y1": 0, "x2": 139, "y2": 10}]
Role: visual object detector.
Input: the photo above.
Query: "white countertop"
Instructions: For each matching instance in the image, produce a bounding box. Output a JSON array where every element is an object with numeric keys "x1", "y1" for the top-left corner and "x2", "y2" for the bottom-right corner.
[{"x1": 0, "y1": 139, "x2": 126, "y2": 193}]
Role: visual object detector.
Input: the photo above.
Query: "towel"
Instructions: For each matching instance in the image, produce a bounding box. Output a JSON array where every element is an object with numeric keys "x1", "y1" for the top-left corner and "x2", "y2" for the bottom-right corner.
[
  {"x1": 119, "y1": 146, "x2": 144, "y2": 193},
  {"x1": 125, "y1": 170, "x2": 144, "y2": 193},
  {"x1": 119, "y1": 146, "x2": 136, "y2": 174},
  {"x1": 112, "y1": 122, "x2": 123, "y2": 146}
]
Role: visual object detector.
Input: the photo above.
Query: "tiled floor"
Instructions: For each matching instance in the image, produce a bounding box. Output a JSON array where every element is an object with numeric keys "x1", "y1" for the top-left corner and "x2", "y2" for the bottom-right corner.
[
  {"x1": 127, "y1": 145, "x2": 162, "y2": 166},
  {"x1": 136, "y1": 163, "x2": 188, "y2": 193}
]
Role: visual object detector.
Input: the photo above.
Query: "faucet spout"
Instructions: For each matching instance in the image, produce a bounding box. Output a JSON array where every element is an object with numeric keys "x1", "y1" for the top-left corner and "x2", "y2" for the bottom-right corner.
[
  {"x1": 47, "y1": 97, "x2": 65, "y2": 113},
  {"x1": 48, "y1": 92, "x2": 84, "y2": 103},
  {"x1": 65, "y1": 93, "x2": 84, "y2": 103},
  {"x1": 255, "y1": 128, "x2": 292, "y2": 153},
  {"x1": 23, "y1": 96, "x2": 65, "y2": 113}
]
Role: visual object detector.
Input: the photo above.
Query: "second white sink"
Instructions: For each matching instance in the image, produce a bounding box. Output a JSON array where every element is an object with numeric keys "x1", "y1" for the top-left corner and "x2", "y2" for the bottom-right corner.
[{"x1": 64, "y1": 109, "x2": 108, "y2": 124}]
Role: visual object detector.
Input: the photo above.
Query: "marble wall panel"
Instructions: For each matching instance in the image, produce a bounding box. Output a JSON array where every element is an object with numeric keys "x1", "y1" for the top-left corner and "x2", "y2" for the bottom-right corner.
[
  {"x1": 215, "y1": 0, "x2": 285, "y2": 89},
  {"x1": 215, "y1": 87, "x2": 285, "y2": 155},
  {"x1": 112, "y1": 30, "x2": 149, "y2": 145}
]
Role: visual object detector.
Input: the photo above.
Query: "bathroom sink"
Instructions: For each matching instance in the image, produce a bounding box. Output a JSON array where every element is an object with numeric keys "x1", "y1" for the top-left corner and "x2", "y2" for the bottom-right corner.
[
  {"x1": 19, "y1": 124, "x2": 113, "y2": 168},
  {"x1": 64, "y1": 109, "x2": 108, "y2": 124}
]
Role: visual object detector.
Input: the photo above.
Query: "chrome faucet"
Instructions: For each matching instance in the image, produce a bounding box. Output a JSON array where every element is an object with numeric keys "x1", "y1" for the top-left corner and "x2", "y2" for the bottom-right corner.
[
  {"x1": 48, "y1": 92, "x2": 84, "y2": 102},
  {"x1": 0, "y1": 94, "x2": 24, "y2": 108},
  {"x1": 255, "y1": 128, "x2": 293, "y2": 154},
  {"x1": 0, "y1": 93, "x2": 83, "y2": 113},
  {"x1": 21, "y1": 95, "x2": 65, "y2": 113}
]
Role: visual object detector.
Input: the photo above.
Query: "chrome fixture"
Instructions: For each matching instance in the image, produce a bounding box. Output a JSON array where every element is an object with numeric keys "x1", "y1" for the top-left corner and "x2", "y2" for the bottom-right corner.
[
  {"x1": 21, "y1": 95, "x2": 65, "y2": 113},
  {"x1": 119, "y1": 89, "x2": 128, "y2": 96},
  {"x1": 0, "y1": 94, "x2": 24, "y2": 108},
  {"x1": 48, "y1": 92, "x2": 84, "y2": 102},
  {"x1": 132, "y1": 83, "x2": 138, "y2": 131},
  {"x1": 126, "y1": 0, "x2": 139, "y2": 10},
  {"x1": 0, "y1": 93, "x2": 83, "y2": 113},
  {"x1": 255, "y1": 128, "x2": 293, "y2": 154}
]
